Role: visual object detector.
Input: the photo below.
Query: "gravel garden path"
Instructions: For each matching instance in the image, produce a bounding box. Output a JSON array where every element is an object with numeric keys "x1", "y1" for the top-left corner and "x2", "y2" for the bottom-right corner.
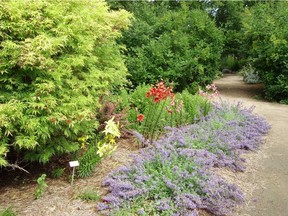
[{"x1": 214, "y1": 74, "x2": 288, "y2": 216}]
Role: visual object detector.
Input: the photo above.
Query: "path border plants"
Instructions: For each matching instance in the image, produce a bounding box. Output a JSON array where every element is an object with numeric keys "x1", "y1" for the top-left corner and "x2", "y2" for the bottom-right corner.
[{"x1": 97, "y1": 100, "x2": 270, "y2": 216}]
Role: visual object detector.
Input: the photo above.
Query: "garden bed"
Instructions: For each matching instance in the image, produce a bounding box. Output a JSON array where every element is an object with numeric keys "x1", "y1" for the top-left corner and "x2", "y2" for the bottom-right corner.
[{"x1": 96, "y1": 101, "x2": 270, "y2": 216}]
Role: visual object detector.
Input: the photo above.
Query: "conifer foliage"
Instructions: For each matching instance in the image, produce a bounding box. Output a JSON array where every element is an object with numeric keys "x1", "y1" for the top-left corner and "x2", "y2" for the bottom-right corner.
[{"x1": 0, "y1": 0, "x2": 131, "y2": 165}]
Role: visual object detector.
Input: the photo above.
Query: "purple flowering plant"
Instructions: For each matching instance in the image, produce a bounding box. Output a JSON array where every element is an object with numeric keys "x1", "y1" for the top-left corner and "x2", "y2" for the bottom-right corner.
[{"x1": 98, "y1": 101, "x2": 270, "y2": 215}]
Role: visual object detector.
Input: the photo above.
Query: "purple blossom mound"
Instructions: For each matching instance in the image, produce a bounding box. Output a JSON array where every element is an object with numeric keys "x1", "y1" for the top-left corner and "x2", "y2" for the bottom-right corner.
[{"x1": 98, "y1": 101, "x2": 270, "y2": 216}]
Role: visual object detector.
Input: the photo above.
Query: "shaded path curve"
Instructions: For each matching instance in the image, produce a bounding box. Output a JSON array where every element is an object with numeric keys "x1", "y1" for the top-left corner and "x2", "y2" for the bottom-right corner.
[{"x1": 214, "y1": 74, "x2": 288, "y2": 216}]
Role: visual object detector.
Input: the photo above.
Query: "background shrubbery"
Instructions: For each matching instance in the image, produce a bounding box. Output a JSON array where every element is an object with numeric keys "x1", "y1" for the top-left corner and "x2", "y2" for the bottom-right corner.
[
  {"x1": 112, "y1": 2, "x2": 224, "y2": 92},
  {"x1": 0, "y1": 0, "x2": 131, "y2": 165},
  {"x1": 241, "y1": 2, "x2": 288, "y2": 103}
]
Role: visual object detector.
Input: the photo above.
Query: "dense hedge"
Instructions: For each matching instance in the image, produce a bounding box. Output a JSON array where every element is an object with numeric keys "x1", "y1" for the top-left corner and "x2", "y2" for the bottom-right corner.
[
  {"x1": 116, "y1": 2, "x2": 224, "y2": 92},
  {"x1": 0, "y1": 0, "x2": 131, "y2": 165},
  {"x1": 242, "y1": 2, "x2": 288, "y2": 103}
]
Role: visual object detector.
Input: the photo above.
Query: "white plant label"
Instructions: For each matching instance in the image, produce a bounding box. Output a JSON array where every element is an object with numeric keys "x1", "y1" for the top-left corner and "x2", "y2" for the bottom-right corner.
[{"x1": 69, "y1": 161, "x2": 79, "y2": 167}]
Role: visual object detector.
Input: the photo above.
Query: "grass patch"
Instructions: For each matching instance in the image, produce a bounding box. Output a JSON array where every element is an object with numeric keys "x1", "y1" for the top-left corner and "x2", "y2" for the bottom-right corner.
[
  {"x1": 0, "y1": 207, "x2": 16, "y2": 216},
  {"x1": 78, "y1": 189, "x2": 101, "y2": 202}
]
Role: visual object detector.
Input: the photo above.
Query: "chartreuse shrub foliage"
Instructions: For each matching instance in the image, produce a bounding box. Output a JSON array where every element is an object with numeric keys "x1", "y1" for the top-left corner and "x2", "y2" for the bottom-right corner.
[
  {"x1": 242, "y1": 2, "x2": 288, "y2": 103},
  {"x1": 116, "y1": 2, "x2": 224, "y2": 92},
  {"x1": 0, "y1": 0, "x2": 131, "y2": 166}
]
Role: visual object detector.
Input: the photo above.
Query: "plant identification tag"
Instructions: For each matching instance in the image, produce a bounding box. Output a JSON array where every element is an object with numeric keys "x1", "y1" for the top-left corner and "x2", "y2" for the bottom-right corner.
[{"x1": 69, "y1": 161, "x2": 79, "y2": 167}]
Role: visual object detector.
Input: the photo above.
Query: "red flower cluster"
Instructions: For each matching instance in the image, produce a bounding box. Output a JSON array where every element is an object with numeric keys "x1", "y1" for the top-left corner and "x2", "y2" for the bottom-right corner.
[
  {"x1": 146, "y1": 81, "x2": 174, "y2": 103},
  {"x1": 137, "y1": 114, "x2": 145, "y2": 122}
]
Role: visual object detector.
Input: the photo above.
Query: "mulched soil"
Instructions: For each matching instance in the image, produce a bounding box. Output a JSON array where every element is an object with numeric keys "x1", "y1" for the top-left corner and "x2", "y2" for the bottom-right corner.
[{"x1": 0, "y1": 138, "x2": 138, "y2": 216}]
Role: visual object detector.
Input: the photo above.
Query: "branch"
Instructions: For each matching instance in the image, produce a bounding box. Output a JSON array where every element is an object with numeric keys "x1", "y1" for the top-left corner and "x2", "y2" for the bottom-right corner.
[{"x1": 7, "y1": 163, "x2": 30, "y2": 174}]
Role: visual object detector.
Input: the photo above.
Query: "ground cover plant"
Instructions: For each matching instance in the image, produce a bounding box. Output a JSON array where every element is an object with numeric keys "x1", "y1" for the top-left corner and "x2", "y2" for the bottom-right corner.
[
  {"x1": 97, "y1": 101, "x2": 270, "y2": 215},
  {"x1": 78, "y1": 188, "x2": 101, "y2": 202}
]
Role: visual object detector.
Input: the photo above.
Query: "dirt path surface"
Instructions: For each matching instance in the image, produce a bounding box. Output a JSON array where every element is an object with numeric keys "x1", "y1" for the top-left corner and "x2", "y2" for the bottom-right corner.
[{"x1": 214, "y1": 74, "x2": 288, "y2": 216}]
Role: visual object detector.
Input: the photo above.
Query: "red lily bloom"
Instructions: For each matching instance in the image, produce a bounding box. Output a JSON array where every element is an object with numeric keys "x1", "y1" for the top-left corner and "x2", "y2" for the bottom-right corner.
[
  {"x1": 146, "y1": 81, "x2": 174, "y2": 103},
  {"x1": 137, "y1": 114, "x2": 145, "y2": 122}
]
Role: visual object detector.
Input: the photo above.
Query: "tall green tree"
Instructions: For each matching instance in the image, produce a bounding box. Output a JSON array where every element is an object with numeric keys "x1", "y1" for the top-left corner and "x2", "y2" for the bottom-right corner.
[
  {"x1": 216, "y1": 1, "x2": 244, "y2": 54},
  {"x1": 0, "y1": 0, "x2": 131, "y2": 166}
]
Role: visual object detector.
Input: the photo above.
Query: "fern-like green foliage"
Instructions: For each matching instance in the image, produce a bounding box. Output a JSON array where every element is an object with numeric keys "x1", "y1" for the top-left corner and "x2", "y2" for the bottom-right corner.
[
  {"x1": 0, "y1": 0, "x2": 132, "y2": 166},
  {"x1": 77, "y1": 144, "x2": 101, "y2": 178}
]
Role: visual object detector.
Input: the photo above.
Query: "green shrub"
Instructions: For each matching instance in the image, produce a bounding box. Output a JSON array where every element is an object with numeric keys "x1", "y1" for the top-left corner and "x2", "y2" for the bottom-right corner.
[
  {"x1": 116, "y1": 2, "x2": 224, "y2": 92},
  {"x1": 214, "y1": 1, "x2": 246, "y2": 59},
  {"x1": 221, "y1": 55, "x2": 240, "y2": 72},
  {"x1": 242, "y1": 2, "x2": 288, "y2": 103},
  {"x1": 0, "y1": 0, "x2": 131, "y2": 166},
  {"x1": 265, "y1": 75, "x2": 288, "y2": 104}
]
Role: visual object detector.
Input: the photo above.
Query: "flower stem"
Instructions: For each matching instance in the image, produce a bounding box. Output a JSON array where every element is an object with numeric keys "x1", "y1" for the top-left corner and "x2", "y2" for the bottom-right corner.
[
  {"x1": 150, "y1": 100, "x2": 166, "y2": 143},
  {"x1": 146, "y1": 101, "x2": 160, "y2": 141},
  {"x1": 142, "y1": 101, "x2": 154, "y2": 142}
]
